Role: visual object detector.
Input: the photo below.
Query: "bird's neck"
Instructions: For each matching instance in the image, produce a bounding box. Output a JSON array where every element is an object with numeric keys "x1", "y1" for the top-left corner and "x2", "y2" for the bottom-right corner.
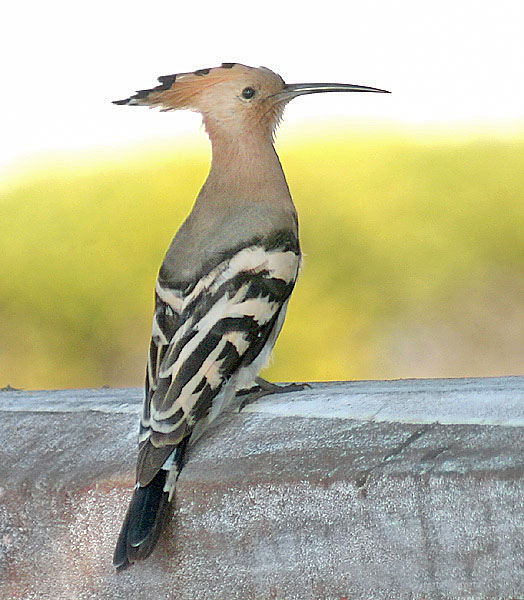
[
  {"x1": 199, "y1": 129, "x2": 293, "y2": 207},
  {"x1": 165, "y1": 128, "x2": 299, "y2": 280}
]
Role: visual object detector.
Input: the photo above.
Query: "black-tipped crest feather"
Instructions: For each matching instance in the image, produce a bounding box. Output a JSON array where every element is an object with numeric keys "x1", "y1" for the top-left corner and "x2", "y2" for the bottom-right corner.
[{"x1": 112, "y1": 63, "x2": 240, "y2": 106}]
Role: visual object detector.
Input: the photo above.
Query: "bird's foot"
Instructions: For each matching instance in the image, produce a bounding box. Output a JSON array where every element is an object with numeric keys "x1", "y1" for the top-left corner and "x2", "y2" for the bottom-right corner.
[{"x1": 236, "y1": 377, "x2": 310, "y2": 412}]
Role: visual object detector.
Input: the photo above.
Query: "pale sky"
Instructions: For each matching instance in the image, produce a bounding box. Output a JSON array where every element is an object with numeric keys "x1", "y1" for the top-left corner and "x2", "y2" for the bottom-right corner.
[{"x1": 2, "y1": 0, "x2": 524, "y2": 174}]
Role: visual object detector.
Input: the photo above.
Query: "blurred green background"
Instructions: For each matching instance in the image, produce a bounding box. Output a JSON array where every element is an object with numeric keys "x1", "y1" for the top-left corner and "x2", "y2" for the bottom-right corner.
[{"x1": 2, "y1": 125, "x2": 524, "y2": 390}]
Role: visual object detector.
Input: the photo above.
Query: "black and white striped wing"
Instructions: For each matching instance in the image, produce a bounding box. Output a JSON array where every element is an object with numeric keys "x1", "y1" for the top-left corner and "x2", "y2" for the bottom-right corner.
[
  {"x1": 141, "y1": 280, "x2": 185, "y2": 444},
  {"x1": 137, "y1": 240, "x2": 300, "y2": 486}
]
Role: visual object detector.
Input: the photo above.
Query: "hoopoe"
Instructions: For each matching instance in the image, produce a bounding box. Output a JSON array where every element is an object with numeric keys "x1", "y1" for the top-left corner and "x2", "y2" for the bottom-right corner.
[{"x1": 112, "y1": 63, "x2": 389, "y2": 569}]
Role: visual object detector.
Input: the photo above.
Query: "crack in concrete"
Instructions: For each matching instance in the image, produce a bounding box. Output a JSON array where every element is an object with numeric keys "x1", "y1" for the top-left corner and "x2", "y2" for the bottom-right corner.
[
  {"x1": 355, "y1": 424, "x2": 434, "y2": 495},
  {"x1": 420, "y1": 446, "x2": 449, "y2": 462},
  {"x1": 382, "y1": 424, "x2": 434, "y2": 462}
]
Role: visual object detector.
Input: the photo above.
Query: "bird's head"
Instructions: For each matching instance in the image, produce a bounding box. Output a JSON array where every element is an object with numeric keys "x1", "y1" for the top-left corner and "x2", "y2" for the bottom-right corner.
[{"x1": 114, "y1": 63, "x2": 389, "y2": 139}]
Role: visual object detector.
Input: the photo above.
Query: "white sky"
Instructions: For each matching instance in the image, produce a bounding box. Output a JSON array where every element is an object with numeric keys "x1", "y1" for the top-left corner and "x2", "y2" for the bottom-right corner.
[{"x1": 2, "y1": 0, "x2": 524, "y2": 174}]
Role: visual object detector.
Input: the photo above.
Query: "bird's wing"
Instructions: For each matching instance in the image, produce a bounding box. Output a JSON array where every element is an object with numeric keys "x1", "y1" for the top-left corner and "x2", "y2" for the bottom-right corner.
[
  {"x1": 139, "y1": 280, "x2": 185, "y2": 444},
  {"x1": 137, "y1": 235, "x2": 300, "y2": 486}
]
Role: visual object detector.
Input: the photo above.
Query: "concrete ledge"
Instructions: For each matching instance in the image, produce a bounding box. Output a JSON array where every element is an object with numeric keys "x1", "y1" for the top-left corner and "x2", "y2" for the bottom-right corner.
[{"x1": 1, "y1": 378, "x2": 524, "y2": 599}]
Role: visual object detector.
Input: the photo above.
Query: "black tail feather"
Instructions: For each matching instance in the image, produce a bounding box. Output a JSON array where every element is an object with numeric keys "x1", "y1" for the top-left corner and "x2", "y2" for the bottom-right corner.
[
  {"x1": 127, "y1": 471, "x2": 167, "y2": 547},
  {"x1": 131, "y1": 496, "x2": 172, "y2": 562},
  {"x1": 113, "y1": 438, "x2": 191, "y2": 570},
  {"x1": 113, "y1": 470, "x2": 170, "y2": 570},
  {"x1": 113, "y1": 500, "x2": 133, "y2": 570}
]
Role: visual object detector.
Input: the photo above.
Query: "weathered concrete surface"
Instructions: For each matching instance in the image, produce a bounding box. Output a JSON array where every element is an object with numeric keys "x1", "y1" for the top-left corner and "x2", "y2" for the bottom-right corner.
[{"x1": 1, "y1": 378, "x2": 524, "y2": 599}]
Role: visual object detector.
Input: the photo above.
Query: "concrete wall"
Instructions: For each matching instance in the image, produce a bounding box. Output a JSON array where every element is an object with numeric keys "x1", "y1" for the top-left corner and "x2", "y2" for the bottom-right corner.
[{"x1": 1, "y1": 378, "x2": 524, "y2": 599}]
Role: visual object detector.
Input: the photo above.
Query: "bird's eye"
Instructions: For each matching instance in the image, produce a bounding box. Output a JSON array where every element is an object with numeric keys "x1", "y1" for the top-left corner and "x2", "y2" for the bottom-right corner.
[{"x1": 241, "y1": 87, "x2": 256, "y2": 100}]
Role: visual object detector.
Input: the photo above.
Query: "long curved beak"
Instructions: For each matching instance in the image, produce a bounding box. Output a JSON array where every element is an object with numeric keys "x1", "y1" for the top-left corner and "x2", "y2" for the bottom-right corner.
[{"x1": 280, "y1": 82, "x2": 390, "y2": 100}]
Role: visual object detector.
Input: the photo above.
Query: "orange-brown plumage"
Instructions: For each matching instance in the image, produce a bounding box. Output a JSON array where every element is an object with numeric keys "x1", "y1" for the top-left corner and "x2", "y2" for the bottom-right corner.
[{"x1": 114, "y1": 63, "x2": 289, "y2": 137}]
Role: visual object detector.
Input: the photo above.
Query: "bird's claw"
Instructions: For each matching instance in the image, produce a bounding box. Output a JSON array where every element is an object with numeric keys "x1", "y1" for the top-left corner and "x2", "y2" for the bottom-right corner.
[{"x1": 236, "y1": 379, "x2": 310, "y2": 412}]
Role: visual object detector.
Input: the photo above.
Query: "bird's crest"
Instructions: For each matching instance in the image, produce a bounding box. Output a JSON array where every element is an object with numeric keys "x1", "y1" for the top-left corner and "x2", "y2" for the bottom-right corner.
[{"x1": 113, "y1": 63, "x2": 257, "y2": 111}]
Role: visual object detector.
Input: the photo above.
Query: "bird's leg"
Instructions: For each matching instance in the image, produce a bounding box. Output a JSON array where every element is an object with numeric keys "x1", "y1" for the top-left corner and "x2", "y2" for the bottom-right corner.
[
  {"x1": 236, "y1": 376, "x2": 310, "y2": 412},
  {"x1": 255, "y1": 376, "x2": 310, "y2": 394}
]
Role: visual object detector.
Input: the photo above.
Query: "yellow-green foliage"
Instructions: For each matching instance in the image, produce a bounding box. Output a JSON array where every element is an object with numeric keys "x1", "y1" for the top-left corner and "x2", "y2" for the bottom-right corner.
[{"x1": 2, "y1": 127, "x2": 524, "y2": 389}]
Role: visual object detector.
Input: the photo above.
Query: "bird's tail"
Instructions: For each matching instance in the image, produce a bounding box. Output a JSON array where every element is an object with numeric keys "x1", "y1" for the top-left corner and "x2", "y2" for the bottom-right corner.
[
  {"x1": 113, "y1": 438, "x2": 189, "y2": 570},
  {"x1": 113, "y1": 469, "x2": 171, "y2": 570}
]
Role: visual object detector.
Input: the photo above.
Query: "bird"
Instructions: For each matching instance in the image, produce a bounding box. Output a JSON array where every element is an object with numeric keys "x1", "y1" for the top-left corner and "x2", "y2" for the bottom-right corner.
[{"x1": 112, "y1": 62, "x2": 389, "y2": 570}]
